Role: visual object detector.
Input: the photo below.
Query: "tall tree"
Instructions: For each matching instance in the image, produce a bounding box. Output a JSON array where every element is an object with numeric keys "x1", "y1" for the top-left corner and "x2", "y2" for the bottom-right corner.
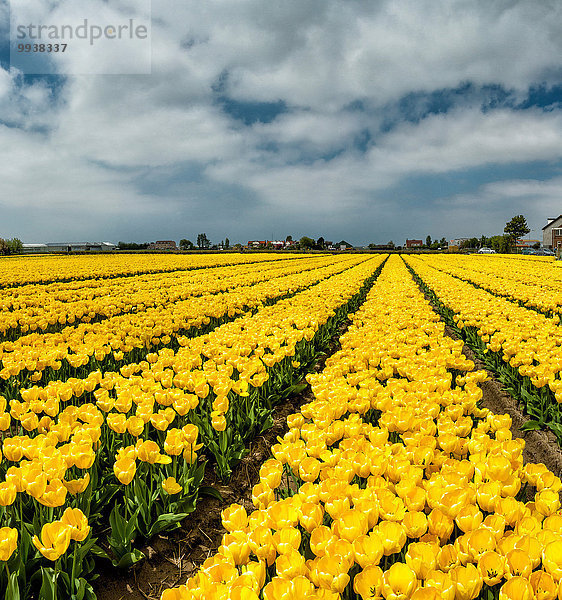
[
  {"x1": 225, "y1": 237, "x2": 230, "y2": 249},
  {"x1": 197, "y1": 233, "x2": 210, "y2": 249},
  {"x1": 299, "y1": 236, "x2": 314, "y2": 249},
  {"x1": 504, "y1": 215, "x2": 530, "y2": 246},
  {"x1": 425, "y1": 235, "x2": 432, "y2": 247}
]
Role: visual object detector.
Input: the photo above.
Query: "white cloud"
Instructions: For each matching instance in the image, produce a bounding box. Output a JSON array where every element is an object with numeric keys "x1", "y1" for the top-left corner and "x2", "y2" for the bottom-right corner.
[{"x1": 1, "y1": 0, "x2": 562, "y2": 243}]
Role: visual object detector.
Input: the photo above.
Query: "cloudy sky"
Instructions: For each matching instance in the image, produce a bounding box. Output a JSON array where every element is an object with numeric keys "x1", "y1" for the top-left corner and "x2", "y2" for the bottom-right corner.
[{"x1": 1, "y1": 0, "x2": 562, "y2": 246}]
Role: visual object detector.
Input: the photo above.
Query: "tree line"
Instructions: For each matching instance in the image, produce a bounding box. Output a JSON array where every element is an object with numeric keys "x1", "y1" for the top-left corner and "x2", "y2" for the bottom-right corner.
[{"x1": 457, "y1": 215, "x2": 531, "y2": 252}]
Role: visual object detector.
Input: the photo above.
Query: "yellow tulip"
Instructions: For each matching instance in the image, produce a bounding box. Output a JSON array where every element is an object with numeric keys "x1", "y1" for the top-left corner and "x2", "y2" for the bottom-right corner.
[
  {"x1": 0, "y1": 482, "x2": 17, "y2": 507},
  {"x1": 298, "y1": 502, "x2": 324, "y2": 533},
  {"x1": 353, "y1": 565, "x2": 384, "y2": 600},
  {"x1": 315, "y1": 555, "x2": 350, "y2": 593},
  {"x1": 478, "y1": 551, "x2": 506, "y2": 586},
  {"x1": 499, "y1": 577, "x2": 534, "y2": 600},
  {"x1": 425, "y1": 569, "x2": 456, "y2": 600},
  {"x1": 222, "y1": 504, "x2": 249, "y2": 532},
  {"x1": 450, "y1": 563, "x2": 483, "y2": 600},
  {"x1": 405, "y1": 542, "x2": 437, "y2": 580},
  {"x1": 0, "y1": 527, "x2": 18, "y2": 562},
  {"x1": 113, "y1": 457, "x2": 136, "y2": 485},
  {"x1": 376, "y1": 521, "x2": 407, "y2": 556},
  {"x1": 505, "y1": 549, "x2": 532, "y2": 579},
  {"x1": 352, "y1": 532, "x2": 384, "y2": 569},
  {"x1": 332, "y1": 509, "x2": 369, "y2": 543},
  {"x1": 60, "y1": 507, "x2": 90, "y2": 541},
  {"x1": 403, "y1": 511, "x2": 428, "y2": 539},
  {"x1": 530, "y1": 570, "x2": 558, "y2": 600},
  {"x1": 162, "y1": 477, "x2": 182, "y2": 495},
  {"x1": 32, "y1": 521, "x2": 72, "y2": 561},
  {"x1": 381, "y1": 562, "x2": 418, "y2": 600}
]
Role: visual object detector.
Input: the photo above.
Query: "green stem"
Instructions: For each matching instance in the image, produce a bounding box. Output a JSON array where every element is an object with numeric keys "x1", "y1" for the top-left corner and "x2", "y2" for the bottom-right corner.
[
  {"x1": 71, "y1": 541, "x2": 78, "y2": 594},
  {"x1": 53, "y1": 559, "x2": 59, "y2": 600}
]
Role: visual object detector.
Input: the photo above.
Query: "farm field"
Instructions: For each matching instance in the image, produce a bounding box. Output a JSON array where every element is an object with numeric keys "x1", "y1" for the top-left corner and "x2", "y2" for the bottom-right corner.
[{"x1": 0, "y1": 253, "x2": 561, "y2": 600}]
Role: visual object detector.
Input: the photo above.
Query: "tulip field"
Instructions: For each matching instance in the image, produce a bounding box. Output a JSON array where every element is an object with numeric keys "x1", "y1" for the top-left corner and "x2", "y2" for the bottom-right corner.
[{"x1": 0, "y1": 252, "x2": 561, "y2": 600}]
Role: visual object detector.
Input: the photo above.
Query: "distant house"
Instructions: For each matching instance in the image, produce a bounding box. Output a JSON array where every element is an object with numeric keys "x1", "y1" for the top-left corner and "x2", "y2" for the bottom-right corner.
[
  {"x1": 43, "y1": 242, "x2": 116, "y2": 253},
  {"x1": 22, "y1": 243, "x2": 48, "y2": 254},
  {"x1": 148, "y1": 240, "x2": 177, "y2": 251},
  {"x1": 516, "y1": 239, "x2": 540, "y2": 250},
  {"x1": 248, "y1": 240, "x2": 267, "y2": 248},
  {"x1": 543, "y1": 217, "x2": 562, "y2": 250},
  {"x1": 405, "y1": 239, "x2": 423, "y2": 248}
]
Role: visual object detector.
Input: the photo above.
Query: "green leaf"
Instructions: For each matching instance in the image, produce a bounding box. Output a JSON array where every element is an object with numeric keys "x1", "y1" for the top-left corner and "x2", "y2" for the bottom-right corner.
[
  {"x1": 520, "y1": 420, "x2": 542, "y2": 431},
  {"x1": 124, "y1": 509, "x2": 140, "y2": 541},
  {"x1": 77, "y1": 537, "x2": 98, "y2": 562},
  {"x1": 39, "y1": 568, "x2": 56, "y2": 600},
  {"x1": 109, "y1": 505, "x2": 126, "y2": 539},
  {"x1": 89, "y1": 544, "x2": 110, "y2": 560},
  {"x1": 71, "y1": 577, "x2": 87, "y2": 600},
  {"x1": 6, "y1": 571, "x2": 20, "y2": 600},
  {"x1": 147, "y1": 513, "x2": 190, "y2": 538},
  {"x1": 112, "y1": 548, "x2": 145, "y2": 569},
  {"x1": 199, "y1": 486, "x2": 223, "y2": 501}
]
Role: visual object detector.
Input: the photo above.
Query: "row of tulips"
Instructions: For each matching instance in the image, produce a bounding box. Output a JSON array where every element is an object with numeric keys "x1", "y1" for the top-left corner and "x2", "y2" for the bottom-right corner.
[
  {"x1": 162, "y1": 255, "x2": 562, "y2": 600},
  {"x1": 0, "y1": 256, "x2": 363, "y2": 397},
  {"x1": 0, "y1": 252, "x2": 294, "y2": 288},
  {"x1": 415, "y1": 254, "x2": 562, "y2": 317},
  {"x1": 0, "y1": 255, "x2": 386, "y2": 599},
  {"x1": 403, "y1": 255, "x2": 562, "y2": 444},
  {"x1": 0, "y1": 255, "x2": 330, "y2": 340}
]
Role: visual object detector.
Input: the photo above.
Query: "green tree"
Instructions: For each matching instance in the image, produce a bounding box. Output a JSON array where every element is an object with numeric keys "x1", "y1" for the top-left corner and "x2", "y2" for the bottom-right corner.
[
  {"x1": 299, "y1": 236, "x2": 314, "y2": 249},
  {"x1": 490, "y1": 235, "x2": 511, "y2": 253},
  {"x1": 425, "y1": 235, "x2": 432, "y2": 248},
  {"x1": 117, "y1": 241, "x2": 149, "y2": 250},
  {"x1": 315, "y1": 236, "x2": 325, "y2": 250},
  {"x1": 225, "y1": 237, "x2": 230, "y2": 249},
  {"x1": 197, "y1": 233, "x2": 210, "y2": 249},
  {"x1": 0, "y1": 238, "x2": 7, "y2": 255},
  {"x1": 504, "y1": 215, "x2": 530, "y2": 248},
  {"x1": 6, "y1": 238, "x2": 23, "y2": 254},
  {"x1": 179, "y1": 239, "x2": 194, "y2": 250},
  {"x1": 388, "y1": 241, "x2": 395, "y2": 249},
  {"x1": 440, "y1": 237, "x2": 447, "y2": 248}
]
